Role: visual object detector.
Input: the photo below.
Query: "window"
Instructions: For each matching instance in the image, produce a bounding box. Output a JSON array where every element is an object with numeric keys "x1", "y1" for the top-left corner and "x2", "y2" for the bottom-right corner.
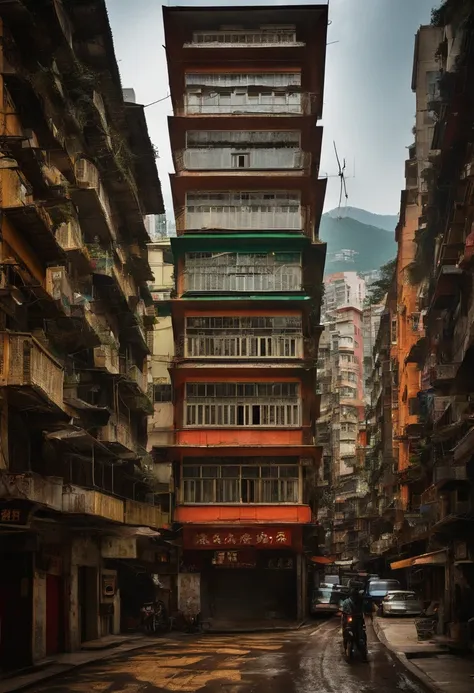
[
  {"x1": 182, "y1": 460, "x2": 300, "y2": 503},
  {"x1": 391, "y1": 318, "x2": 398, "y2": 344},
  {"x1": 231, "y1": 152, "x2": 250, "y2": 169},
  {"x1": 154, "y1": 384, "x2": 172, "y2": 402},
  {"x1": 184, "y1": 382, "x2": 301, "y2": 427}
]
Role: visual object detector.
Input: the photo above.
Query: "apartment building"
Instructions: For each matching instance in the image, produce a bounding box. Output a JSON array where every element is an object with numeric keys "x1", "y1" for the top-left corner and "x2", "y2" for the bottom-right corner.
[
  {"x1": 0, "y1": 2, "x2": 167, "y2": 670},
  {"x1": 161, "y1": 4, "x2": 328, "y2": 625},
  {"x1": 361, "y1": 5, "x2": 474, "y2": 646},
  {"x1": 316, "y1": 274, "x2": 367, "y2": 560}
]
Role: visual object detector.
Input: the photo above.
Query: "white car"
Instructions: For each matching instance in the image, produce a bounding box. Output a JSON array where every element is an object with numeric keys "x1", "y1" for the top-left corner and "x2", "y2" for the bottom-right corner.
[{"x1": 381, "y1": 590, "x2": 423, "y2": 617}]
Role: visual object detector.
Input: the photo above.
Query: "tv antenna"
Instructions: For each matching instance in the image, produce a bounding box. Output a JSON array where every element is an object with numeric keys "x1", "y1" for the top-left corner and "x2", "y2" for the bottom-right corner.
[
  {"x1": 320, "y1": 143, "x2": 354, "y2": 220},
  {"x1": 333, "y1": 141, "x2": 349, "y2": 218}
]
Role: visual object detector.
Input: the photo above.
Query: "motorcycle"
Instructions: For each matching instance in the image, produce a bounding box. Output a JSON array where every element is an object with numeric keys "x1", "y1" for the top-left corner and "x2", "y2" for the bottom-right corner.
[
  {"x1": 141, "y1": 600, "x2": 169, "y2": 633},
  {"x1": 342, "y1": 614, "x2": 368, "y2": 661}
]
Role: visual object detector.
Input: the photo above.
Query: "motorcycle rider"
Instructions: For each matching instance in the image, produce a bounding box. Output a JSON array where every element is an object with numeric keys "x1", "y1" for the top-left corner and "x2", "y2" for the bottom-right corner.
[{"x1": 341, "y1": 586, "x2": 367, "y2": 661}]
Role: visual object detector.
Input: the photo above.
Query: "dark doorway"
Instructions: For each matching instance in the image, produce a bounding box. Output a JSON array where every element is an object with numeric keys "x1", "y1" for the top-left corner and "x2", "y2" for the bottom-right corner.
[
  {"x1": 46, "y1": 575, "x2": 63, "y2": 656},
  {"x1": 78, "y1": 566, "x2": 98, "y2": 643},
  {"x1": 0, "y1": 552, "x2": 33, "y2": 672}
]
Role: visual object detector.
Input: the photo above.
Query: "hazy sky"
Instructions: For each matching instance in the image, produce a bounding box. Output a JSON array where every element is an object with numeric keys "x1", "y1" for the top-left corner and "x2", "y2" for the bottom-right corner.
[{"x1": 106, "y1": 0, "x2": 438, "y2": 217}]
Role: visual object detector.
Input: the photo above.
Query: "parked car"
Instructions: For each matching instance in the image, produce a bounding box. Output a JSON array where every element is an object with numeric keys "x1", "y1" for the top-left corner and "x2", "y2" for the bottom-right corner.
[
  {"x1": 364, "y1": 579, "x2": 401, "y2": 612},
  {"x1": 381, "y1": 591, "x2": 423, "y2": 617},
  {"x1": 311, "y1": 586, "x2": 344, "y2": 616}
]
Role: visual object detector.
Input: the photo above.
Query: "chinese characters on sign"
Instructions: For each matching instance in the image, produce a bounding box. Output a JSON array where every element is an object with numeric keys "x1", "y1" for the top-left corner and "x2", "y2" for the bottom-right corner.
[
  {"x1": 267, "y1": 557, "x2": 294, "y2": 570},
  {"x1": 212, "y1": 551, "x2": 257, "y2": 569},
  {"x1": 189, "y1": 529, "x2": 292, "y2": 549},
  {"x1": 0, "y1": 504, "x2": 29, "y2": 526}
]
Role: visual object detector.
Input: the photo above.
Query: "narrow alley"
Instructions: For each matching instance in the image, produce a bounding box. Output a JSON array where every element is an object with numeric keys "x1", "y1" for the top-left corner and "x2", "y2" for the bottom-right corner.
[{"x1": 24, "y1": 621, "x2": 431, "y2": 693}]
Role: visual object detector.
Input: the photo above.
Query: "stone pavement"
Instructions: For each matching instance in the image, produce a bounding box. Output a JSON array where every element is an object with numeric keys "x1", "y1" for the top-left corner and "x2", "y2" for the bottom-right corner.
[
  {"x1": 0, "y1": 634, "x2": 158, "y2": 693},
  {"x1": 373, "y1": 616, "x2": 474, "y2": 693}
]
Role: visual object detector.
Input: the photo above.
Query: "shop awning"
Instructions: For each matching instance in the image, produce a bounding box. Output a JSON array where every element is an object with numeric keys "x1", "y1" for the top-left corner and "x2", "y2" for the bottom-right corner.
[
  {"x1": 390, "y1": 557, "x2": 415, "y2": 570},
  {"x1": 413, "y1": 549, "x2": 447, "y2": 566},
  {"x1": 390, "y1": 549, "x2": 447, "y2": 571},
  {"x1": 311, "y1": 556, "x2": 333, "y2": 565}
]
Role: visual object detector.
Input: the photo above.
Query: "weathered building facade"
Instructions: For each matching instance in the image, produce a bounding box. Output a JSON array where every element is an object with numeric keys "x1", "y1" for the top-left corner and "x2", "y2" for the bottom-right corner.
[
  {"x1": 352, "y1": 2, "x2": 474, "y2": 648},
  {"x1": 0, "y1": 0, "x2": 167, "y2": 670},
  {"x1": 316, "y1": 273, "x2": 368, "y2": 561},
  {"x1": 161, "y1": 4, "x2": 327, "y2": 625}
]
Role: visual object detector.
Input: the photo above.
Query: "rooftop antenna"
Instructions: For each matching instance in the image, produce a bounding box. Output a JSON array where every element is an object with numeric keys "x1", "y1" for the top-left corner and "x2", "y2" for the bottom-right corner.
[{"x1": 333, "y1": 141, "x2": 349, "y2": 219}]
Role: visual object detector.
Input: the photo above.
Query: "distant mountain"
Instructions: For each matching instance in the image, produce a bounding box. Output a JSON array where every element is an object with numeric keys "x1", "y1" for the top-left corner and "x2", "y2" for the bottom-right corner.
[
  {"x1": 319, "y1": 213, "x2": 397, "y2": 276},
  {"x1": 325, "y1": 207, "x2": 398, "y2": 234}
]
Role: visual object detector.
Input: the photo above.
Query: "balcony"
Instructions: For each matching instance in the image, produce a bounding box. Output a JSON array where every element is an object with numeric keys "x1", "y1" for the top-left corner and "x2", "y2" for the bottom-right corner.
[
  {"x1": 124, "y1": 499, "x2": 169, "y2": 529},
  {"x1": 182, "y1": 147, "x2": 309, "y2": 172},
  {"x1": 184, "y1": 251, "x2": 302, "y2": 294},
  {"x1": 184, "y1": 91, "x2": 313, "y2": 116},
  {"x1": 62, "y1": 485, "x2": 124, "y2": 522},
  {"x1": 97, "y1": 417, "x2": 137, "y2": 455},
  {"x1": 45, "y1": 266, "x2": 74, "y2": 316},
  {"x1": 186, "y1": 30, "x2": 304, "y2": 47},
  {"x1": 430, "y1": 362, "x2": 460, "y2": 387},
  {"x1": 370, "y1": 534, "x2": 396, "y2": 555},
  {"x1": 3, "y1": 198, "x2": 64, "y2": 263},
  {"x1": 431, "y1": 395, "x2": 453, "y2": 424},
  {"x1": 433, "y1": 466, "x2": 468, "y2": 485},
  {"x1": 183, "y1": 333, "x2": 304, "y2": 360},
  {"x1": 87, "y1": 246, "x2": 138, "y2": 309},
  {"x1": 0, "y1": 472, "x2": 63, "y2": 511},
  {"x1": 55, "y1": 219, "x2": 91, "y2": 272},
  {"x1": 185, "y1": 193, "x2": 302, "y2": 231},
  {"x1": 0, "y1": 332, "x2": 64, "y2": 410},
  {"x1": 72, "y1": 158, "x2": 117, "y2": 243},
  {"x1": 93, "y1": 344, "x2": 120, "y2": 375},
  {"x1": 119, "y1": 360, "x2": 153, "y2": 413},
  {"x1": 125, "y1": 364, "x2": 148, "y2": 394}
]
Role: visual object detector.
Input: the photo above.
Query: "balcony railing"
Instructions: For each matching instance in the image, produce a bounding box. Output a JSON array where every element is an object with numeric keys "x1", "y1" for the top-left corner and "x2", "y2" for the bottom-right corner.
[
  {"x1": 45, "y1": 266, "x2": 74, "y2": 316},
  {"x1": 97, "y1": 417, "x2": 136, "y2": 452},
  {"x1": 93, "y1": 344, "x2": 120, "y2": 375},
  {"x1": 431, "y1": 395, "x2": 453, "y2": 423},
  {"x1": 433, "y1": 466, "x2": 468, "y2": 484},
  {"x1": 184, "y1": 92, "x2": 313, "y2": 116},
  {"x1": 185, "y1": 398, "x2": 301, "y2": 427},
  {"x1": 62, "y1": 484, "x2": 124, "y2": 522},
  {"x1": 124, "y1": 499, "x2": 169, "y2": 529},
  {"x1": 0, "y1": 472, "x2": 63, "y2": 511},
  {"x1": 120, "y1": 360, "x2": 148, "y2": 393},
  {"x1": 183, "y1": 334, "x2": 303, "y2": 359},
  {"x1": 183, "y1": 148, "x2": 308, "y2": 171},
  {"x1": 184, "y1": 265, "x2": 302, "y2": 293},
  {"x1": 430, "y1": 363, "x2": 460, "y2": 386},
  {"x1": 73, "y1": 158, "x2": 118, "y2": 242},
  {"x1": 0, "y1": 333, "x2": 64, "y2": 409},
  {"x1": 87, "y1": 246, "x2": 137, "y2": 301},
  {"x1": 186, "y1": 30, "x2": 303, "y2": 47},
  {"x1": 185, "y1": 204, "x2": 302, "y2": 231}
]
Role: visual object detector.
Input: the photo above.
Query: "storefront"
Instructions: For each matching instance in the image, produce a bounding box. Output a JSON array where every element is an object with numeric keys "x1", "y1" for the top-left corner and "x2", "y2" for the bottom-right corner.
[{"x1": 180, "y1": 526, "x2": 303, "y2": 624}]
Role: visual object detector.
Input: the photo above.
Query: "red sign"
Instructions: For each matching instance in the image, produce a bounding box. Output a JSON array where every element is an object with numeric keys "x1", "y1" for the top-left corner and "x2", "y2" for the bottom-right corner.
[{"x1": 184, "y1": 527, "x2": 292, "y2": 550}]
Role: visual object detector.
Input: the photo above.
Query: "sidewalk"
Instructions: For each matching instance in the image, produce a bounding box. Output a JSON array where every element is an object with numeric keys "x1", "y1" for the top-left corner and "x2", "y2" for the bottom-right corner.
[
  {"x1": 0, "y1": 634, "x2": 161, "y2": 693},
  {"x1": 373, "y1": 616, "x2": 474, "y2": 693}
]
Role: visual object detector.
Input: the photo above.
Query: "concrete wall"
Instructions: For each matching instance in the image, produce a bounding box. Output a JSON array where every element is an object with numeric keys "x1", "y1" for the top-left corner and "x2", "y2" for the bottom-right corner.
[{"x1": 32, "y1": 570, "x2": 47, "y2": 662}]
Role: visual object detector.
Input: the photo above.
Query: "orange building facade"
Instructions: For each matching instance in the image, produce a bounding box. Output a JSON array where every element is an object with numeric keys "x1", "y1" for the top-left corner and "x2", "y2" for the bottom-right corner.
[{"x1": 162, "y1": 5, "x2": 327, "y2": 624}]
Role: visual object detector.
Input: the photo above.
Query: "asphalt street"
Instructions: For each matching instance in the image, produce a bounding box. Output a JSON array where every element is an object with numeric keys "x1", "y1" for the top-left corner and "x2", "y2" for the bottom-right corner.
[{"x1": 27, "y1": 618, "x2": 431, "y2": 693}]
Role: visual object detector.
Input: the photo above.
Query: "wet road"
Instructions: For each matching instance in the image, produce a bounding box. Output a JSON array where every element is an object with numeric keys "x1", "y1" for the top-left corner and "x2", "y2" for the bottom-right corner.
[{"x1": 28, "y1": 618, "x2": 429, "y2": 693}]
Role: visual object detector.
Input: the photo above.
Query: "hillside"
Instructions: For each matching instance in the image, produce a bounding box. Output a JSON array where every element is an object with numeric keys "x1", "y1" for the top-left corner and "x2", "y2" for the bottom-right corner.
[
  {"x1": 319, "y1": 214, "x2": 397, "y2": 275},
  {"x1": 325, "y1": 207, "x2": 398, "y2": 234}
]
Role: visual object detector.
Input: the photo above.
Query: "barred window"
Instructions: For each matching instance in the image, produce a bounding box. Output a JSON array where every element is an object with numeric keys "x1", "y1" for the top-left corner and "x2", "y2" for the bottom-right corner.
[{"x1": 154, "y1": 384, "x2": 172, "y2": 402}]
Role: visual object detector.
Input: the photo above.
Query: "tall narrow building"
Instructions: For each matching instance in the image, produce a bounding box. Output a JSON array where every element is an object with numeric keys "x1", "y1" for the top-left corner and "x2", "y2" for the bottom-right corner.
[{"x1": 161, "y1": 5, "x2": 327, "y2": 625}]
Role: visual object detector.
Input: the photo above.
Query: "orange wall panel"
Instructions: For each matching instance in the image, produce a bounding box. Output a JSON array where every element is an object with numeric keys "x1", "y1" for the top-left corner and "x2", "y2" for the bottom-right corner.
[
  {"x1": 175, "y1": 504, "x2": 312, "y2": 524},
  {"x1": 176, "y1": 428, "x2": 303, "y2": 446}
]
